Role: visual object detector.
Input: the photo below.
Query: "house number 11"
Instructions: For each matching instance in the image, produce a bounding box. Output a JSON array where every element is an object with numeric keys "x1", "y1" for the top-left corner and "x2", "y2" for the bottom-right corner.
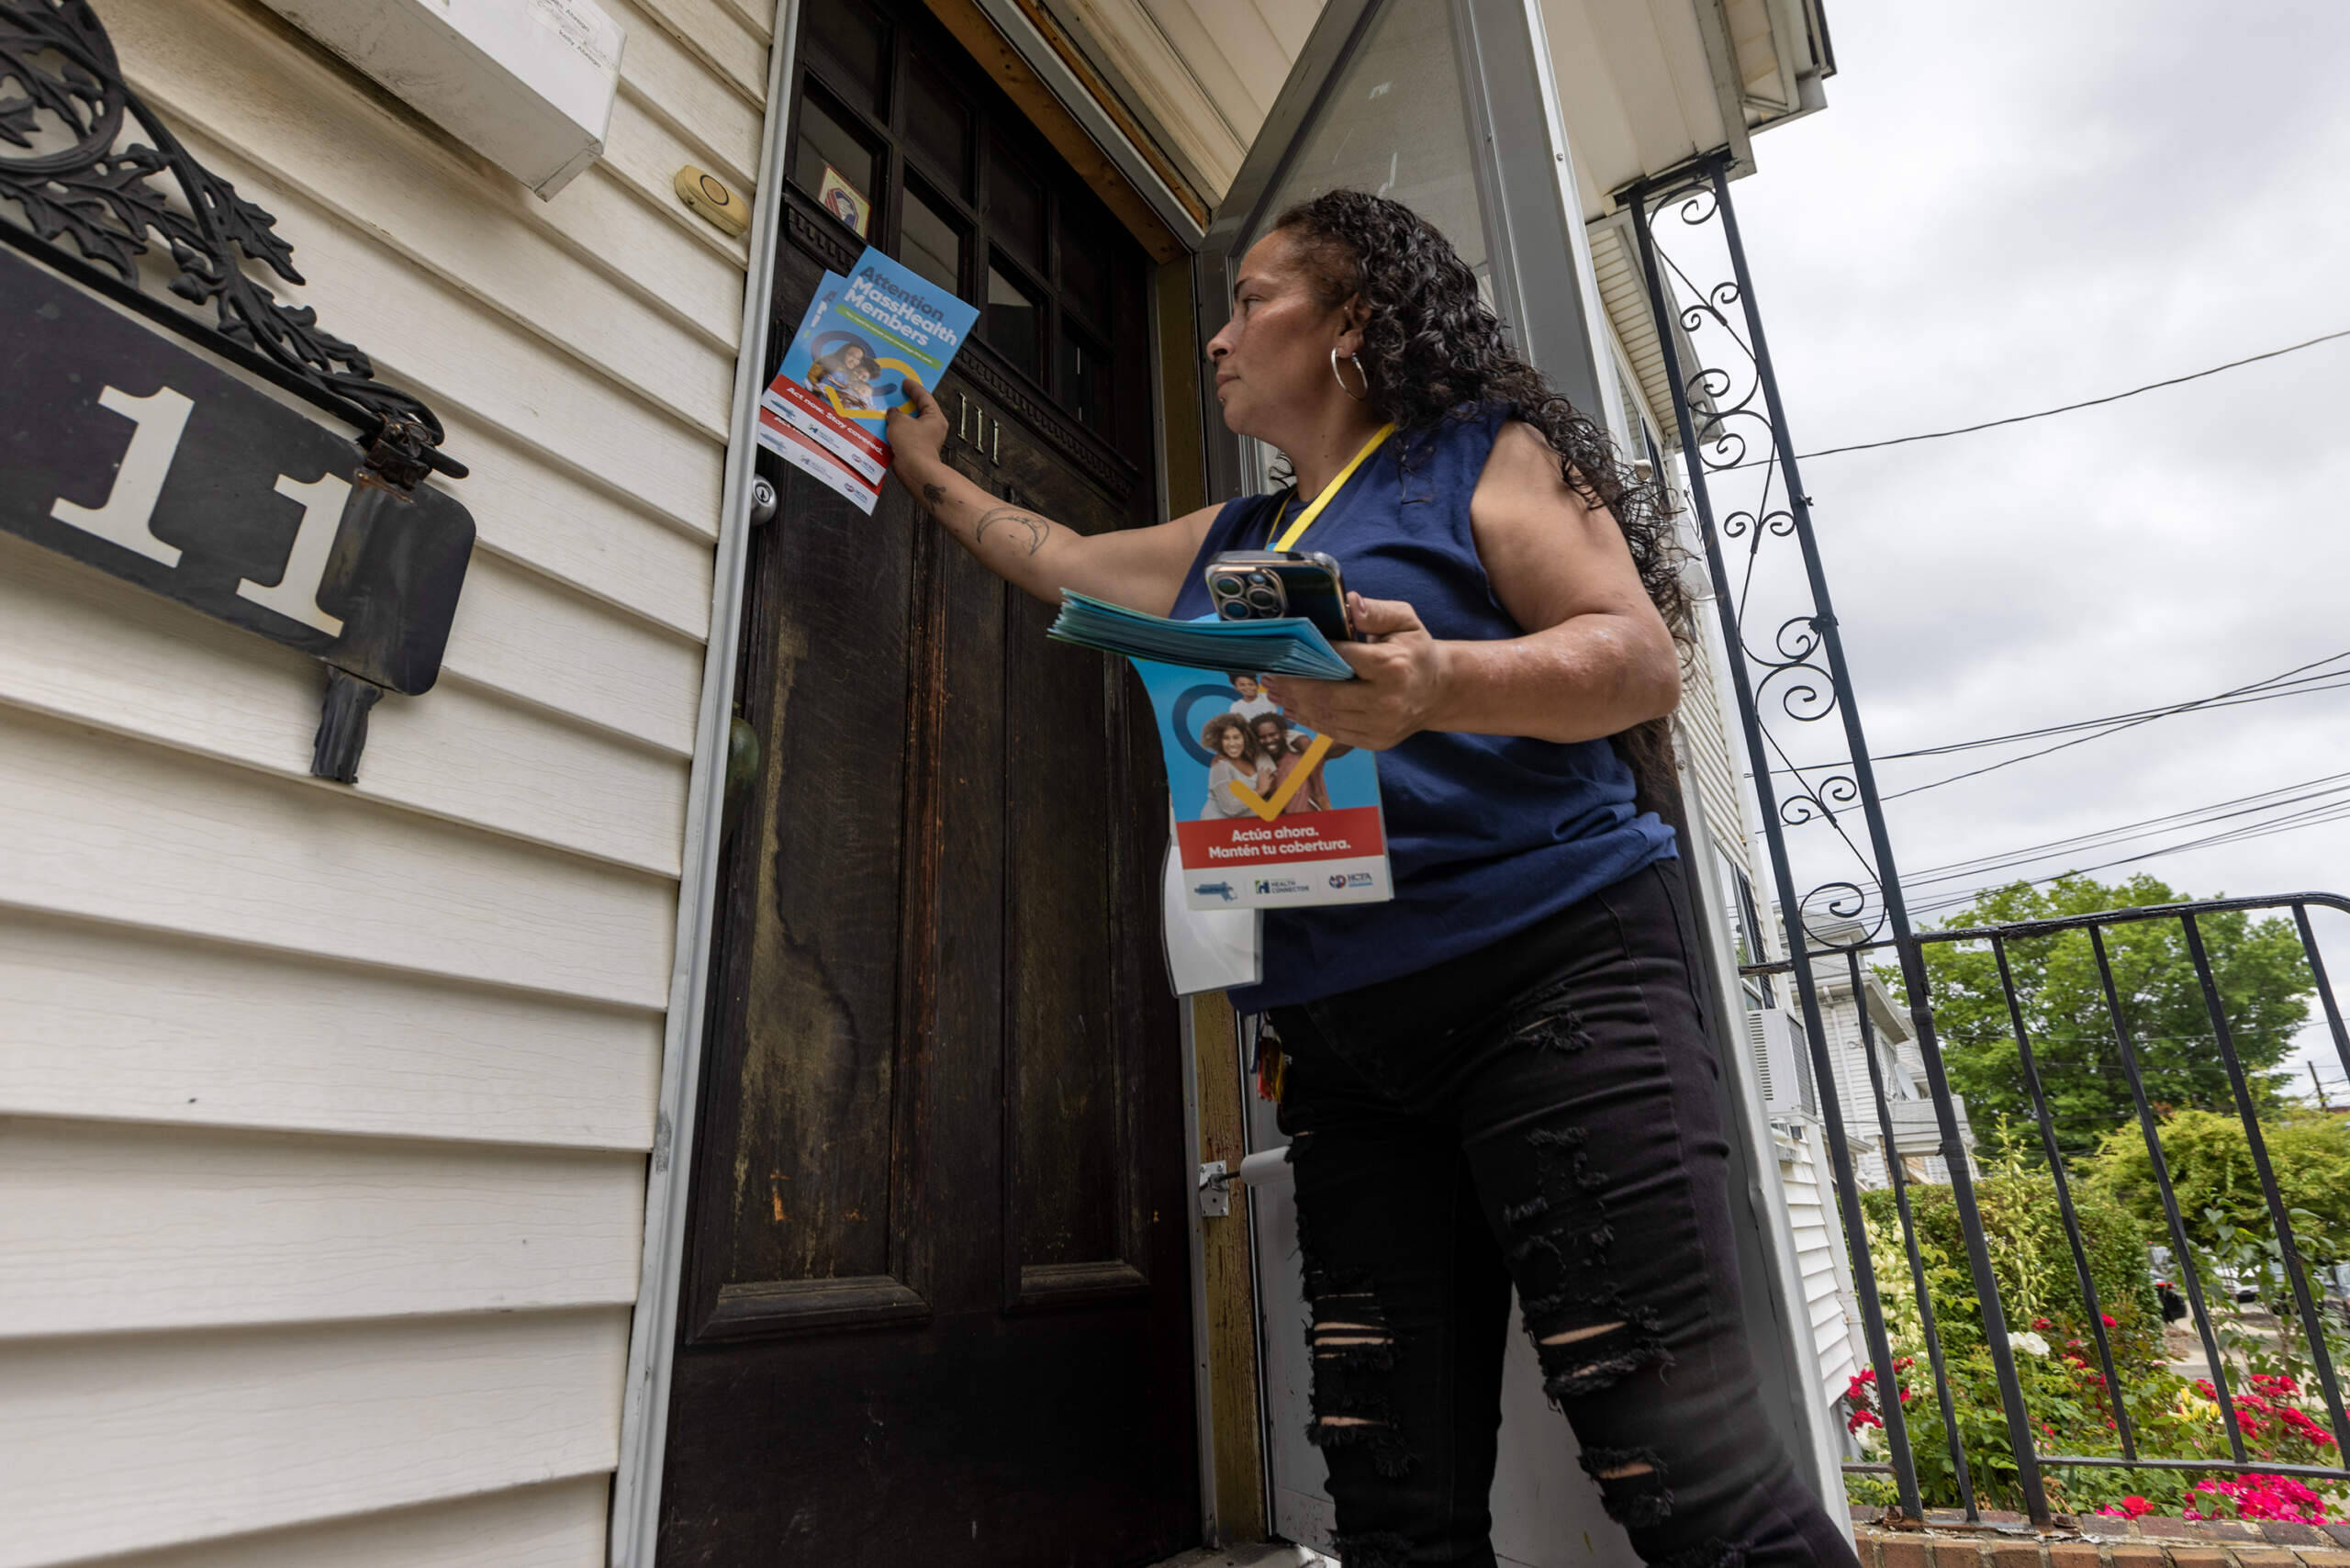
[{"x1": 51, "y1": 381, "x2": 352, "y2": 637}]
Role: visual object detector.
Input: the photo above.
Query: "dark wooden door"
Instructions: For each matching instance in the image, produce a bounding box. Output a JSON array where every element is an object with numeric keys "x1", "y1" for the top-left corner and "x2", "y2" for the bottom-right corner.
[{"x1": 657, "y1": 2, "x2": 1198, "y2": 1561}]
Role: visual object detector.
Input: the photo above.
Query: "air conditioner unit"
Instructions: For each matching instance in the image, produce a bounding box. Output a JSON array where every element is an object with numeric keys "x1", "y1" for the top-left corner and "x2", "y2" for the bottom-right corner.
[{"x1": 1746, "y1": 1007, "x2": 1818, "y2": 1119}]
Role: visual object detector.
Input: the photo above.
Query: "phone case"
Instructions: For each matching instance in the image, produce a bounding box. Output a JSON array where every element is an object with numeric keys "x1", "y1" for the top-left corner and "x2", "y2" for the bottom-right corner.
[{"x1": 1203, "y1": 551, "x2": 1351, "y2": 642}]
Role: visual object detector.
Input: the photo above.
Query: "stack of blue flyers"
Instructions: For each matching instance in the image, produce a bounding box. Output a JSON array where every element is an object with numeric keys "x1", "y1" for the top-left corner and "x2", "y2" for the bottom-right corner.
[{"x1": 1047, "y1": 591, "x2": 1355, "y2": 679}]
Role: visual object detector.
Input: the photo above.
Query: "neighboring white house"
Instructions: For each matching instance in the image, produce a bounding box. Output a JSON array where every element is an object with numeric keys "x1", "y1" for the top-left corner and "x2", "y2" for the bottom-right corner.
[{"x1": 1797, "y1": 923, "x2": 1981, "y2": 1193}]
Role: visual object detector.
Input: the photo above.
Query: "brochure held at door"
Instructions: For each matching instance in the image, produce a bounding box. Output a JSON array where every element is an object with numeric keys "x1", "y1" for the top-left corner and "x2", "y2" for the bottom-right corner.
[{"x1": 755, "y1": 247, "x2": 979, "y2": 514}]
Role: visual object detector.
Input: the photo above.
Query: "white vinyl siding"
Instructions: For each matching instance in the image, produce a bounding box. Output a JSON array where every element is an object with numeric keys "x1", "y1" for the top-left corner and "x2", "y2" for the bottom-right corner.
[
  {"x1": 1777, "y1": 1131, "x2": 1863, "y2": 1400},
  {"x1": 1677, "y1": 601, "x2": 1751, "y2": 877},
  {"x1": 0, "y1": 0, "x2": 770, "y2": 1560}
]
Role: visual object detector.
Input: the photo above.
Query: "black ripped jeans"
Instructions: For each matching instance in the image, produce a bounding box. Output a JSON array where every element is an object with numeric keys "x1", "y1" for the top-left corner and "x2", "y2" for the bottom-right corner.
[{"x1": 1269, "y1": 858, "x2": 1862, "y2": 1568}]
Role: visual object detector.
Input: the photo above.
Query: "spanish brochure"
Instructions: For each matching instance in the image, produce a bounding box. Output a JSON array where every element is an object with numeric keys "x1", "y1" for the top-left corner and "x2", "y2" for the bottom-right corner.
[
  {"x1": 756, "y1": 249, "x2": 979, "y2": 514},
  {"x1": 1049, "y1": 596, "x2": 1393, "y2": 912}
]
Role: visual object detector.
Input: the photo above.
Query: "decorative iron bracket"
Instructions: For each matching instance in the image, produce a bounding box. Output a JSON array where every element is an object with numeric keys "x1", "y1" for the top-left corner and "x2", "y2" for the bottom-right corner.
[{"x1": 1, "y1": 0, "x2": 473, "y2": 782}]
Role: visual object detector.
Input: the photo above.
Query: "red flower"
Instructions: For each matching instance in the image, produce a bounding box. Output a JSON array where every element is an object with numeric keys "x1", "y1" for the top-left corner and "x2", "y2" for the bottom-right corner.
[{"x1": 2099, "y1": 1313, "x2": 2118, "y2": 1327}]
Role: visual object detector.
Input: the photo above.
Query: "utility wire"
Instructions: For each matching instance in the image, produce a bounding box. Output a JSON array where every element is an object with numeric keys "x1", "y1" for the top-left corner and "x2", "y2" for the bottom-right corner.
[
  {"x1": 1907, "y1": 796, "x2": 2350, "y2": 913},
  {"x1": 1876, "y1": 648, "x2": 2350, "y2": 802},
  {"x1": 1893, "y1": 772, "x2": 2350, "y2": 913},
  {"x1": 1900, "y1": 771, "x2": 2350, "y2": 888},
  {"x1": 1908, "y1": 801, "x2": 2350, "y2": 918},
  {"x1": 1745, "y1": 326, "x2": 2350, "y2": 466},
  {"x1": 1764, "y1": 659, "x2": 2350, "y2": 778},
  {"x1": 1908, "y1": 804, "x2": 2350, "y2": 914}
]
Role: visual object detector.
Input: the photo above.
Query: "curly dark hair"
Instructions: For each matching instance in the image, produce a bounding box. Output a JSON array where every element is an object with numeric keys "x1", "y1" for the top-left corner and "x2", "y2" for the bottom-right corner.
[
  {"x1": 1200, "y1": 711, "x2": 1261, "y2": 764},
  {"x1": 1269, "y1": 188, "x2": 1691, "y2": 814},
  {"x1": 1270, "y1": 189, "x2": 1685, "y2": 641}
]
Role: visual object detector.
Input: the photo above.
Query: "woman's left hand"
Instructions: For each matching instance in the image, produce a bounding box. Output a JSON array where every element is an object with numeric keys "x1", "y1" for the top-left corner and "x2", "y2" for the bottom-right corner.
[{"x1": 1263, "y1": 594, "x2": 1451, "y2": 750}]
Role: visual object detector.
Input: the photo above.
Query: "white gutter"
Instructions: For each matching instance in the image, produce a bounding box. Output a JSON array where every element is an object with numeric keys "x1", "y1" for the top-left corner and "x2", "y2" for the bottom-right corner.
[{"x1": 608, "y1": 2, "x2": 797, "y2": 1560}]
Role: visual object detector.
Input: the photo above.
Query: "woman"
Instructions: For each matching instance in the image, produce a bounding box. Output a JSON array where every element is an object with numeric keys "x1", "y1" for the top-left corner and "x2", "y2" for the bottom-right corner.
[
  {"x1": 888, "y1": 189, "x2": 1859, "y2": 1568},
  {"x1": 1202, "y1": 711, "x2": 1273, "y2": 819},
  {"x1": 811, "y1": 340, "x2": 878, "y2": 409}
]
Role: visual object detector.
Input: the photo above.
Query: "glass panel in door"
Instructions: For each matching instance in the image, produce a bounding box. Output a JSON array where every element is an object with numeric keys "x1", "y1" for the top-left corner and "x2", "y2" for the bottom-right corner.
[
  {"x1": 1250, "y1": 0, "x2": 1492, "y2": 300},
  {"x1": 1213, "y1": 0, "x2": 1500, "y2": 490},
  {"x1": 1195, "y1": 0, "x2": 1605, "y2": 498}
]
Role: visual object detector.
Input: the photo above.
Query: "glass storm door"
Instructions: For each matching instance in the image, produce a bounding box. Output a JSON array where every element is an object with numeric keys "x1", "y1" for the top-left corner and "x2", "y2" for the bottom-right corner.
[{"x1": 1193, "y1": 0, "x2": 1611, "y2": 498}]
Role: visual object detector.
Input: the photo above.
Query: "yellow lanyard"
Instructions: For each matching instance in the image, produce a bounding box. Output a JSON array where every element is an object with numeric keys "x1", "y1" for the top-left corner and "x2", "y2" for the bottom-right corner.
[{"x1": 1268, "y1": 423, "x2": 1394, "y2": 552}]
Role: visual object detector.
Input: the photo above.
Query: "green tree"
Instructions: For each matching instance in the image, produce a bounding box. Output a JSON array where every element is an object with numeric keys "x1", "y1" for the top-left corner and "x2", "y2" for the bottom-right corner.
[
  {"x1": 2080, "y1": 1106, "x2": 2350, "y2": 1261},
  {"x1": 1882, "y1": 875, "x2": 2311, "y2": 1162}
]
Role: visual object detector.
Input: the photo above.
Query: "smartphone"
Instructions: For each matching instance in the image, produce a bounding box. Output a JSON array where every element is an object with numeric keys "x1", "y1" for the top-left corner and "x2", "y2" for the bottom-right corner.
[{"x1": 1204, "y1": 550, "x2": 1352, "y2": 643}]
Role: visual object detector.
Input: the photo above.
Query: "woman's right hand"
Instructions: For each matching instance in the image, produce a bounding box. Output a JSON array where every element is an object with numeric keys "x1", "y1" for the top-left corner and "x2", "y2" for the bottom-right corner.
[{"x1": 886, "y1": 375, "x2": 952, "y2": 481}]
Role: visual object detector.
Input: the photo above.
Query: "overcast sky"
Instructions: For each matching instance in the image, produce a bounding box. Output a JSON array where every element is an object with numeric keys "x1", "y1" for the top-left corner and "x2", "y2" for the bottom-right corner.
[{"x1": 1707, "y1": 1, "x2": 2350, "y2": 1098}]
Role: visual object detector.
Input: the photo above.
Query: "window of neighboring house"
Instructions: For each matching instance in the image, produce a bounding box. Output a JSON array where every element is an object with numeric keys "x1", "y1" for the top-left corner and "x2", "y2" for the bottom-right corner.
[{"x1": 1720, "y1": 854, "x2": 1776, "y2": 1007}]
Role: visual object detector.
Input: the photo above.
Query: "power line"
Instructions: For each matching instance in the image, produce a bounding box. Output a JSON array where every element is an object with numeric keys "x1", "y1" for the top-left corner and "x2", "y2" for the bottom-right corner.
[
  {"x1": 1758, "y1": 651, "x2": 2350, "y2": 792},
  {"x1": 1908, "y1": 805, "x2": 2350, "y2": 915},
  {"x1": 1900, "y1": 774, "x2": 2350, "y2": 911},
  {"x1": 1908, "y1": 801, "x2": 2350, "y2": 919},
  {"x1": 1751, "y1": 326, "x2": 2350, "y2": 465},
  {"x1": 1900, "y1": 770, "x2": 2350, "y2": 889},
  {"x1": 1871, "y1": 666, "x2": 2350, "y2": 765},
  {"x1": 1878, "y1": 649, "x2": 2350, "y2": 802},
  {"x1": 1886, "y1": 675, "x2": 2350, "y2": 760}
]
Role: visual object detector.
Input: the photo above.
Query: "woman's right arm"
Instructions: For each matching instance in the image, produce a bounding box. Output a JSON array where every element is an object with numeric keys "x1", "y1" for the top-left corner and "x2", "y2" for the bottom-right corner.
[{"x1": 886, "y1": 376, "x2": 1219, "y2": 616}]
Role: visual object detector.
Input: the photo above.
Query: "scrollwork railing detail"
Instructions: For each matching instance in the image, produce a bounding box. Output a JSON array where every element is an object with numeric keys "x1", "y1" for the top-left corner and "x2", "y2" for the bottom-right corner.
[
  {"x1": 0, "y1": 0, "x2": 452, "y2": 466},
  {"x1": 1628, "y1": 154, "x2": 2054, "y2": 1525}
]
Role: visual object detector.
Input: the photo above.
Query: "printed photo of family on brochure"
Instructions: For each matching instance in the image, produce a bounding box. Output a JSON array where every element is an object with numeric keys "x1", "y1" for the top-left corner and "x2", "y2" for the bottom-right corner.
[
  {"x1": 1198, "y1": 672, "x2": 1349, "y2": 820},
  {"x1": 806, "y1": 333, "x2": 883, "y2": 410}
]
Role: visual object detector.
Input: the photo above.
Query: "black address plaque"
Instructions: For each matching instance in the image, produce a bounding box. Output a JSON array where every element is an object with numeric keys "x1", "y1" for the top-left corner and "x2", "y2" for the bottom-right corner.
[{"x1": 0, "y1": 247, "x2": 475, "y2": 699}]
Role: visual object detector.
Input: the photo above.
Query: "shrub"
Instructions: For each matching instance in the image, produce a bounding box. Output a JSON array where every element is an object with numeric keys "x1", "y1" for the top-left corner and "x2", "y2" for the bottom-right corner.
[
  {"x1": 1841, "y1": 1126, "x2": 2344, "y2": 1518},
  {"x1": 2079, "y1": 1108, "x2": 2350, "y2": 1265}
]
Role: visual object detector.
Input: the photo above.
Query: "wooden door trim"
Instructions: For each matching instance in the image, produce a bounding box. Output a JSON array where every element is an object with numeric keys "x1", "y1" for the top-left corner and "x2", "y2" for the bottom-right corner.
[
  {"x1": 610, "y1": 3, "x2": 798, "y2": 1560},
  {"x1": 916, "y1": 0, "x2": 1201, "y2": 260},
  {"x1": 1189, "y1": 994, "x2": 1269, "y2": 1541},
  {"x1": 1152, "y1": 254, "x2": 1270, "y2": 1545}
]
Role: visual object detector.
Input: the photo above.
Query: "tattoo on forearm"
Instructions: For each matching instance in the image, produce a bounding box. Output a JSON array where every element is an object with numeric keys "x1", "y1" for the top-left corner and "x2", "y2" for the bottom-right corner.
[
  {"x1": 921, "y1": 484, "x2": 947, "y2": 510},
  {"x1": 974, "y1": 506, "x2": 1049, "y2": 557}
]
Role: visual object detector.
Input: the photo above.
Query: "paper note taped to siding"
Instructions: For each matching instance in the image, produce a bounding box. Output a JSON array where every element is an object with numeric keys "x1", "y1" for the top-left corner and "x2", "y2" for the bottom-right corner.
[{"x1": 528, "y1": 0, "x2": 623, "y2": 73}]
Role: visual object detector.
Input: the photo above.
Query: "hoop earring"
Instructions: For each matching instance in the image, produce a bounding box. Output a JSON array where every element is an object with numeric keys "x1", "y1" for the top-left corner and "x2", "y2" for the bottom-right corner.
[{"x1": 1330, "y1": 347, "x2": 1369, "y2": 402}]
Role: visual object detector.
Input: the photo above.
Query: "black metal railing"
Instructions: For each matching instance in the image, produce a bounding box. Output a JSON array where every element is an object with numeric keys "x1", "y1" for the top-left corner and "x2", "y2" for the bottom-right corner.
[
  {"x1": 1626, "y1": 151, "x2": 2051, "y2": 1521},
  {"x1": 1741, "y1": 895, "x2": 2350, "y2": 1521},
  {"x1": 1623, "y1": 153, "x2": 2350, "y2": 1523}
]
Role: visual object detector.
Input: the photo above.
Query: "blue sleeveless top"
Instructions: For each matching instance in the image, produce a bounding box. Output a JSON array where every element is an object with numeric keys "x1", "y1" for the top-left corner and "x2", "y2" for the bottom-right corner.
[{"x1": 1169, "y1": 407, "x2": 1677, "y2": 1009}]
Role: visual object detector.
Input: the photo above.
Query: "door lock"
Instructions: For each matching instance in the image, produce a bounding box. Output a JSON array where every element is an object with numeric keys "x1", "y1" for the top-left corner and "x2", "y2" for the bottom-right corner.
[{"x1": 1197, "y1": 1148, "x2": 1294, "y2": 1216}]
